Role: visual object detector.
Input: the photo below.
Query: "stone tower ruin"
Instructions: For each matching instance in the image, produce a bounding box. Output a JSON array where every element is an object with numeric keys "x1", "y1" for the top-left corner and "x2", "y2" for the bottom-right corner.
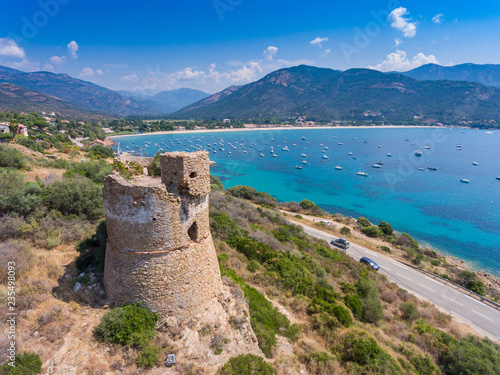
[{"x1": 102, "y1": 151, "x2": 223, "y2": 324}]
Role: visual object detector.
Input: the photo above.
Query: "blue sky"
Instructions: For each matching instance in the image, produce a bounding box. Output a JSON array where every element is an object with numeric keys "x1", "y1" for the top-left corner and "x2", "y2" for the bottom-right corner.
[{"x1": 0, "y1": 0, "x2": 499, "y2": 93}]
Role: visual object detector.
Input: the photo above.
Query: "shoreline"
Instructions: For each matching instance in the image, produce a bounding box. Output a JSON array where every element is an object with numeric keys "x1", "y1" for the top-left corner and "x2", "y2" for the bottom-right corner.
[
  {"x1": 108, "y1": 125, "x2": 500, "y2": 290},
  {"x1": 109, "y1": 125, "x2": 443, "y2": 139}
]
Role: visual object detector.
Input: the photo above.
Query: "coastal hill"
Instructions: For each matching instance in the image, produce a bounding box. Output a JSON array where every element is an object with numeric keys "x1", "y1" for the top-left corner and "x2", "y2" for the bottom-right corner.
[
  {"x1": 401, "y1": 63, "x2": 500, "y2": 89},
  {"x1": 172, "y1": 65, "x2": 500, "y2": 123},
  {"x1": 0, "y1": 66, "x2": 154, "y2": 116},
  {"x1": 0, "y1": 82, "x2": 108, "y2": 118}
]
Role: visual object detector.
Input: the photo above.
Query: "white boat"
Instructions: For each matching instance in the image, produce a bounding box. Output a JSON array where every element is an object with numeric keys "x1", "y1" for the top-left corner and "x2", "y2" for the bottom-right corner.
[
  {"x1": 301, "y1": 154, "x2": 307, "y2": 157},
  {"x1": 294, "y1": 165, "x2": 302, "y2": 169},
  {"x1": 260, "y1": 153, "x2": 264, "y2": 157},
  {"x1": 387, "y1": 153, "x2": 392, "y2": 157},
  {"x1": 282, "y1": 146, "x2": 289, "y2": 151},
  {"x1": 324, "y1": 147, "x2": 329, "y2": 150},
  {"x1": 301, "y1": 136, "x2": 306, "y2": 140},
  {"x1": 372, "y1": 164, "x2": 382, "y2": 168},
  {"x1": 460, "y1": 179, "x2": 470, "y2": 183},
  {"x1": 356, "y1": 171, "x2": 368, "y2": 176},
  {"x1": 405, "y1": 138, "x2": 410, "y2": 141},
  {"x1": 497, "y1": 177, "x2": 500, "y2": 180},
  {"x1": 472, "y1": 162, "x2": 478, "y2": 166},
  {"x1": 352, "y1": 156, "x2": 358, "y2": 159},
  {"x1": 338, "y1": 142, "x2": 343, "y2": 145},
  {"x1": 273, "y1": 154, "x2": 278, "y2": 158},
  {"x1": 415, "y1": 150, "x2": 423, "y2": 157},
  {"x1": 376, "y1": 161, "x2": 384, "y2": 165},
  {"x1": 302, "y1": 160, "x2": 307, "y2": 164},
  {"x1": 322, "y1": 155, "x2": 329, "y2": 159},
  {"x1": 418, "y1": 168, "x2": 425, "y2": 171},
  {"x1": 349, "y1": 152, "x2": 352, "y2": 155},
  {"x1": 335, "y1": 166, "x2": 343, "y2": 170},
  {"x1": 424, "y1": 146, "x2": 430, "y2": 149},
  {"x1": 428, "y1": 166, "x2": 437, "y2": 171}
]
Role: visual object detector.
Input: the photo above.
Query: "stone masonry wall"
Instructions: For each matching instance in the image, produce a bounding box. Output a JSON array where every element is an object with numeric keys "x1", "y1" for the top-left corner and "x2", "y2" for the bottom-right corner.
[{"x1": 103, "y1": 151, "x2": 221, "y2": 323}]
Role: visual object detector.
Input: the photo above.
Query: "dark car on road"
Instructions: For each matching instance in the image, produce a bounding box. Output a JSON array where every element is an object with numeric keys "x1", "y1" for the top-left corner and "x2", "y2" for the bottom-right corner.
[
  {"x1": 359, "y1": 257, "x2": 380, "y2": 271},
  {"x1": 330, "y1": 238, "x2": 350, "y2": 250}
]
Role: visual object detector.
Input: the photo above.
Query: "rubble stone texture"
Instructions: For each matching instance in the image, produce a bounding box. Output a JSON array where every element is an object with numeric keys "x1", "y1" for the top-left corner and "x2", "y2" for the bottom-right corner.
[{"x1": 103, "y1": 151, "x2": 222, "y2": 324}]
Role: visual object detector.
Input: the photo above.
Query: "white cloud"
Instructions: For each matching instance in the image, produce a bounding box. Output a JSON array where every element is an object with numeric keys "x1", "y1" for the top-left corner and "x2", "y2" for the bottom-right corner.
[
  {"x1": 49, "y1": 55, "x2": 65, "y2": 64},
  {"x1": 121, "y1": 74, "x2": 139, "y2": 82},
  {"x1": 368, "y1": 50, "x2": 438, "y2": 72},
  {"x1": 432, "y1": 14, "x2": 444, "y2": 24},
  {"x1": 395, "y1": 38, "x2": 403, "y2": 47},
  {"x1": 263, "y1": 46, "x2": 278, "y2": 61},
  {"x1": 2, "y1": 59, "x2": 39, "y2": 71},
  {"x1": 96, "y1": 69, "x2": 103, "y2": 75},
  {"x1": 67, "y1": 41, "x2": 79, "y2": 59},
  {"x1": 321, "y1": 49, "x2": 331, "y2": 57},
  {"x1": 388, "y1": 7, "x2": 417, "y2": 38},
  {"x1": 79, "y1": 67, "x2": 94, "y2": 79},
  {"x1": 310, "y1": 37, "x2": 329, "y2": 48},
  {"x1": 0, "y1": 38, "x2": 25, "y2": 59},
  {"x1": 43, "y1": 63, "x2": 54, "y2": 72}
]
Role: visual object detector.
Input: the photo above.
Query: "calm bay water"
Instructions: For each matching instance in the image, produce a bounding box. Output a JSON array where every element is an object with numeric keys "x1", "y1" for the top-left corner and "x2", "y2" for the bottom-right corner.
[{"x1": 114, "y1": 127, "x2": 500, "y2": 276}]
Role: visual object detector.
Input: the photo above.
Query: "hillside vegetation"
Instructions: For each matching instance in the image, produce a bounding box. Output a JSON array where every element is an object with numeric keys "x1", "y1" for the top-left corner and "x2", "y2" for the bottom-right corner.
[{"x1": 0, "y1": 147, "x2": 499, "y2": 374}]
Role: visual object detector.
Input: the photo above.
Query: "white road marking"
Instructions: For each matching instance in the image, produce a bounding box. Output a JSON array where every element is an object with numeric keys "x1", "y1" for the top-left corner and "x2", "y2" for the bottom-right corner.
[
  {"x1": 418, "y1": 283, "x2": 437, "y2": 293},
  {"x1": 425, "y1": 276, "x2": 441, "y2": 285},
  {"x1": 472, "y1": 309, "x2": 495, "y2": 322},
  {"x1": 451, "y1": 310, "x2": 472, "y2": 324},
  {"x1": 365, "y1": 250, "x2": 379, "y2": 258},
  {"x1": 396, "y1": 273, "x2": 412, "y2": 281},
  {"x1": 463, "y1": 294, "x2": 480, "y2": 303},
  {"x1": 392, "y1": 262, "x2": 407, "y2": 269},
  {"x1": 443, "y1": 295, "x2": 463, "y2": 306},
  {"x1": 383, "y1": 267, "x2": 392, "y2": 272}
]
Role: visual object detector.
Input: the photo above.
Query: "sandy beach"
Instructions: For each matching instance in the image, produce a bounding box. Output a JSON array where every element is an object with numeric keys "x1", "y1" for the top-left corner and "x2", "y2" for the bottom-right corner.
[{"x1": 109, "y1": 125, "x2": 442, "y2": 139}]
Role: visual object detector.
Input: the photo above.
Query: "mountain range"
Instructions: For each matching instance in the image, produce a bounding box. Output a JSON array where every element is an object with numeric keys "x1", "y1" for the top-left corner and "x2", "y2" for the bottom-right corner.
[
  {"x1": 401, "y1": 63, "x2": 500, "y2": 88},
  {"x1": 173, "y1": 65, "x2": 500, "y2": 123},
  {"x1": 0, "y1": 66, "x2": 208, "y2": 117},
  {"x1": 1, "y1": 63, "x2": 500, "y2": 123}
]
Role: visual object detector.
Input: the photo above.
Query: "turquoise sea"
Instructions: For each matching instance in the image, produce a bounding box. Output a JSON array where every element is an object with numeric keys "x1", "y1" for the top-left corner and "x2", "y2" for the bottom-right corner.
[{"x1": 113, "y1": 127, "x2": 500, "y2": 276}]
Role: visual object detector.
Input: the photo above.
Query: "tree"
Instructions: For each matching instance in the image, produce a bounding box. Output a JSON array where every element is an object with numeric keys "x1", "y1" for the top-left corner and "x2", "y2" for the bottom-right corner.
[
  {"x1": 8, "y1": 119, "x2": 19, "y2": 140},
  {"x1": 378, "y1": 221, "x2": 393, "y2": 235},
  {"x1": 299, "y1": 199, "x2": 318, "y2": 210}
]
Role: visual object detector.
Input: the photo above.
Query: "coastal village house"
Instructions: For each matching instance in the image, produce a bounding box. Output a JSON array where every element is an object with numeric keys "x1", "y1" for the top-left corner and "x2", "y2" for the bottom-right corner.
[{"x1": 0, "y1": 122, "x2": 29, "y2": 137}]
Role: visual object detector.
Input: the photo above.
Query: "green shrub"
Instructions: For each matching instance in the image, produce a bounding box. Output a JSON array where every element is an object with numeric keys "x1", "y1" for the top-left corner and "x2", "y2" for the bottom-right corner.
[
  {"x1": 63, "y1": 160, "x2": 113, "y2": 184},
  {"x1": 0, "y1": 169, "x2": 42, "y2": 216},
  {"x1": 149, "y1": 152, "x2": 161, "y2": 176},
  {"x1": 226, "y1": 185, "x2": 277, "y2": 205},
  {"x1": 217, "y1": 354, "x2": 276, "y2": 375},
  {"x1": 467, "y1": 280, "x2": 485, "y2": 296},
  {"x1": 0, "y1": 351, "x2": 42, "y2": 374},
  {"x1": 344, "y1": 294, "x2": 363, "y2": 320},
  {"x1": 210, "y1": 212, "x2": 242, "y2": 240},
  {"x1": 340, "y1": 226, "x2": 351, "y2": 236},
  {"x1": 400, "y1": 302, "x2": 420, "y2": 322},
  {"x1": 43, "y1": 177, "x2": 104, "y2": 219},
  {"x1": 299, "y1": 199, "x2": 317, "y2": 210},
  {"x1": 378, "y1": 221, "x2": 394, "y2": 235},
  {"x1": 210, "y1": 175, "x2": 224, "y2": 191},
  {"x1": 0, "y1": 132, "x2": 14, "y2": 141},
  {"x1": 137, "y1": 344, "x2": 162, "y2": 369},
  {"x1": 361, "y1": 296, "x2": 384, "y2": 324},
  {"x1": 94, "y1": 303, "x2": 158, "y2": 348},
  {"x1": 339, "y1": 332, "x2": 401, "y2": 374},
  {"x1": 381, "y1": 246, "x2": 391, "y2": 253},
  {"x1": 442, "y1": 335, "x2": 500, "y2": 375},
  {"x1": 0, "y1": 145, "x2": 26, "y2": 169},
  {"x1": 332, "y1": 305, "x2": 353, "y2": 327},
  {"x1": 247, "y1": 260, "x2": 260, "y2": 273},
  {"x1": 282, "y1": 323, "x2": 302, "y2": 343},
  {"x1": 87, "y1": 144, "x2": 114, "y2": 159},
  {"x1": 362, "y1": 226, "x2": 382, "y2": 238},
  {"x1": 357, "y1": 217, "x2": 371, "y2": 227}
]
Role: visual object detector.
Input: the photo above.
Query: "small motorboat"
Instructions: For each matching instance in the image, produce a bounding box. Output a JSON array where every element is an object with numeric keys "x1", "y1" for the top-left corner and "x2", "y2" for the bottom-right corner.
[
  {"x1": 460, "y1": 179, "x2": 470, "y2": 183},
  {"x1": 356, "y1": 171, "x2": 368, "y2": 176},
  {"x1": 335, "y1": 166, "x2": 343, "y2": 170},
  {"x1": 472, "y1": 162, "x2": 478, "y2": 166},
  {"x1": 295, "y1": 165, "x2": 302, "y2": 169}
]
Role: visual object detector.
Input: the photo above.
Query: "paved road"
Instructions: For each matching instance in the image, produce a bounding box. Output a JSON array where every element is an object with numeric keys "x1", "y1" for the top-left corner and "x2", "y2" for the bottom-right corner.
[{"x1": 291, "y1": 220, "x2": 500, "y2": 341}]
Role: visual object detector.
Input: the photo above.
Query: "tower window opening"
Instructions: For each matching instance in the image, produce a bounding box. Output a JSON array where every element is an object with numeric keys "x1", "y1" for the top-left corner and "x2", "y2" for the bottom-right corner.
[
  {"x1": 190, "y1": 171, "x2": 197, "y2": 178},
  {"x1": 188, "y1": 222, "x2": 198, "y2": 241}
]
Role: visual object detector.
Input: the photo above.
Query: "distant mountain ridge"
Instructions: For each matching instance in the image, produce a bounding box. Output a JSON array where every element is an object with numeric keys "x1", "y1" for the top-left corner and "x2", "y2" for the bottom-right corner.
[
  {"x1": 172, "y1": 65, "x2": 500, "y2": 124},
  {"x1": 400, "y1": 63, "x2": 500, "y2": 88},
  {"x1": 118, "y1": 88, "x2": 210, "y2": 114}
]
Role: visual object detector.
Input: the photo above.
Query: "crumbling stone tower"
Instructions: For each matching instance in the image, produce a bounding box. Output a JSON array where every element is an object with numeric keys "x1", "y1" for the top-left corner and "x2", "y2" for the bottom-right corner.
[{"x1": 102, "y1": 151, "x2": 223, "y2": 324}]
